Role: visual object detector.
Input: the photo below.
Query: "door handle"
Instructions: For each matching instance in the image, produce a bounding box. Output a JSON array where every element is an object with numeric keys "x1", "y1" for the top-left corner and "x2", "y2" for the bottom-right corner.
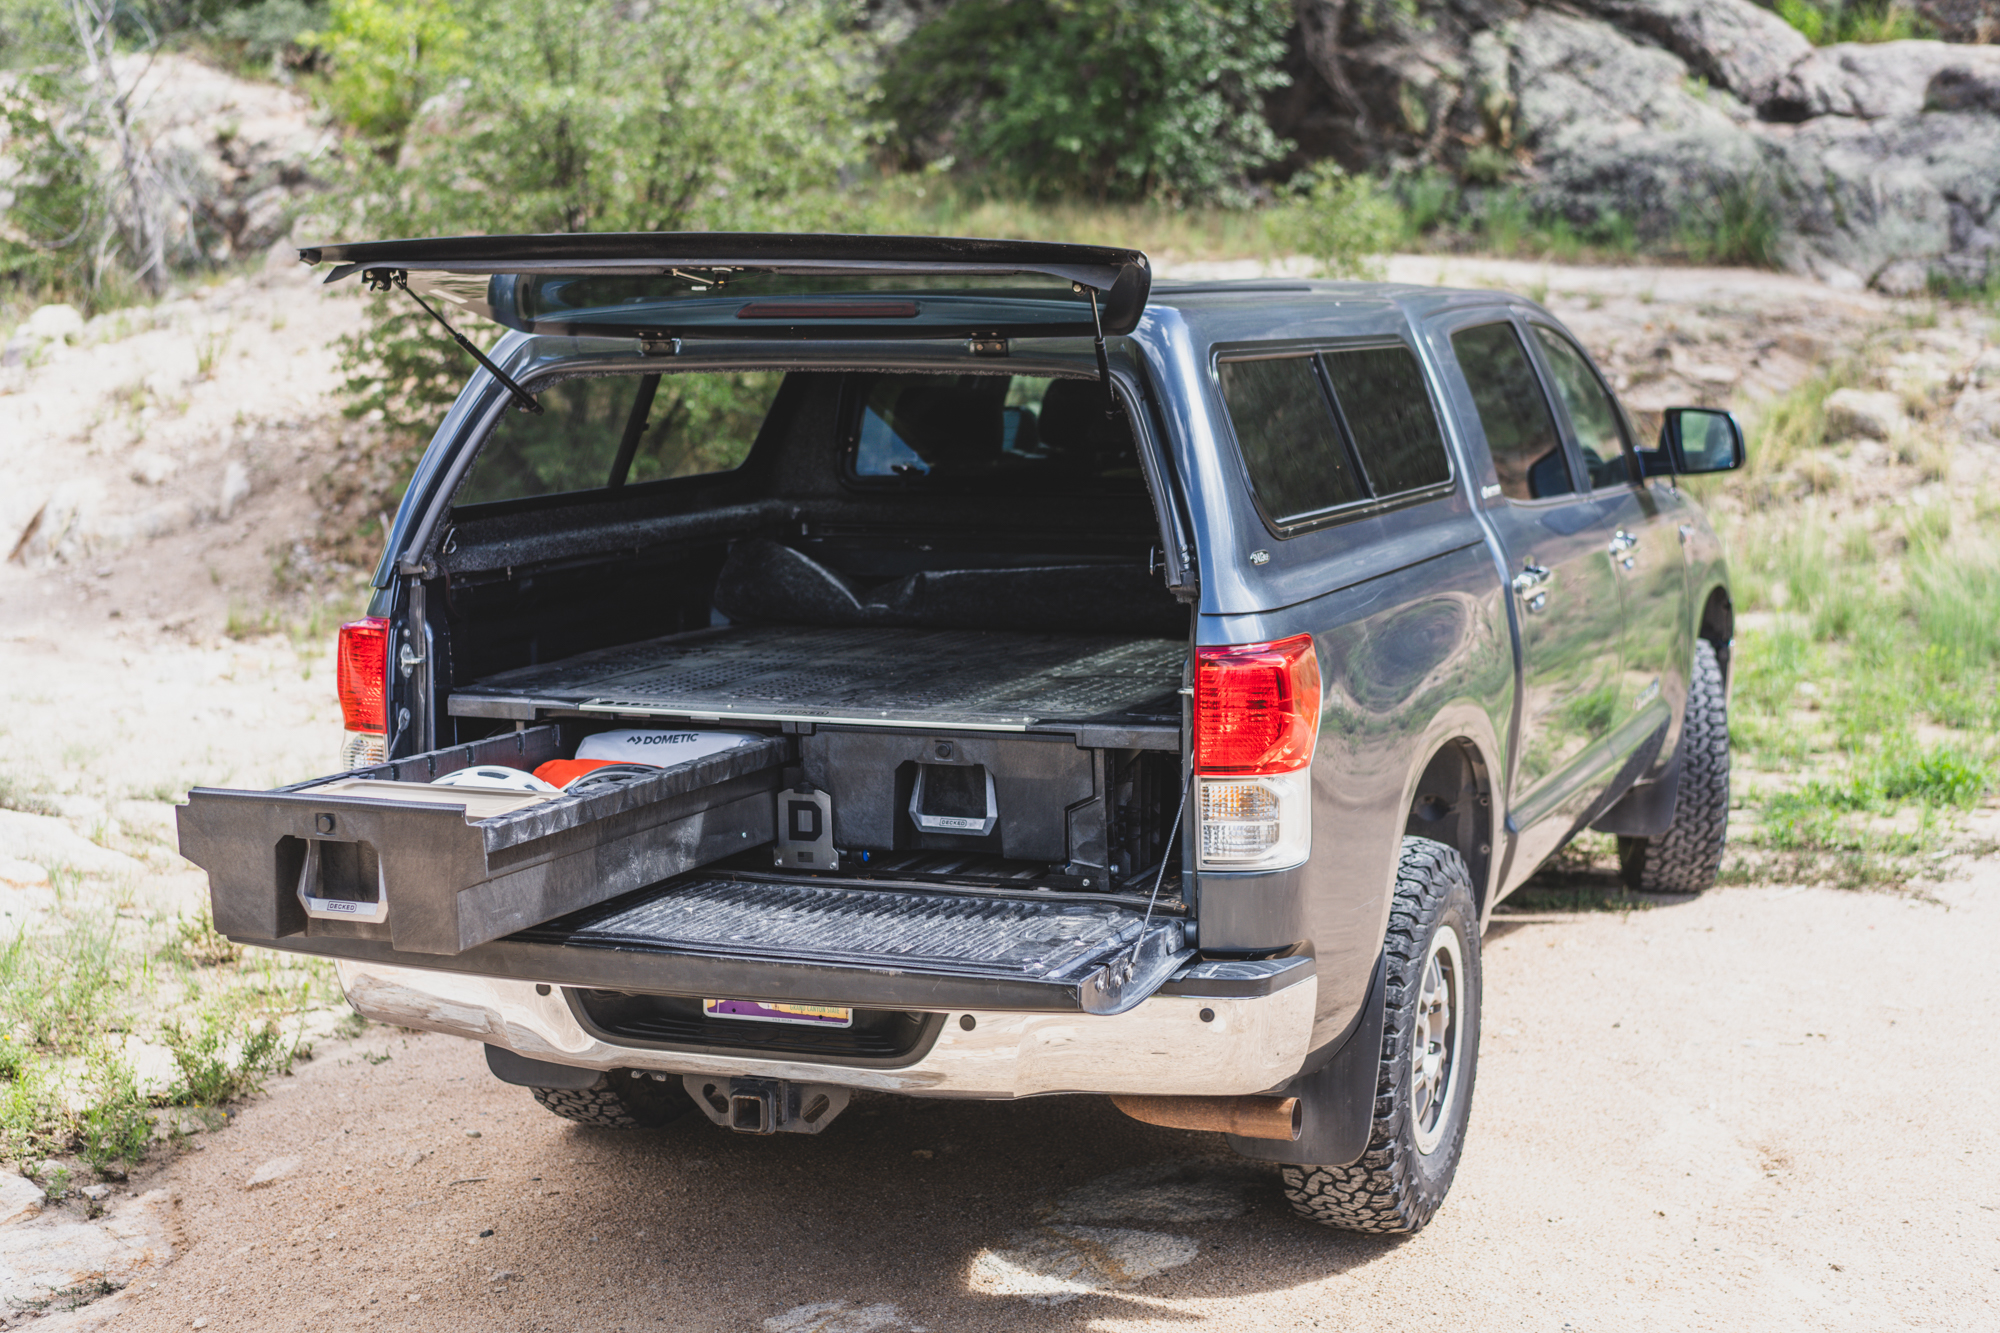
[
  {"x1": 1511, "y1": 561, "x2": 1551, "y2": 594},
  {"x1": 1512, "y1": 561, "x2": 1551, "y2": 611}
]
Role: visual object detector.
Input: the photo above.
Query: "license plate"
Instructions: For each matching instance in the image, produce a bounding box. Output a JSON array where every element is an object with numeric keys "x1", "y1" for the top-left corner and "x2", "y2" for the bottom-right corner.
[{"x1": 702, "y1": 999, "x2": 852, "y2": 1028}]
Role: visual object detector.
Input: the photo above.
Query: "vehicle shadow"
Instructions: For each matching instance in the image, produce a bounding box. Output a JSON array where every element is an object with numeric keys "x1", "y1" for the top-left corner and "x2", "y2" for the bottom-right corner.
[{"x1": 488, "y1": 1087, "x2": 1410, "y2": 1329}]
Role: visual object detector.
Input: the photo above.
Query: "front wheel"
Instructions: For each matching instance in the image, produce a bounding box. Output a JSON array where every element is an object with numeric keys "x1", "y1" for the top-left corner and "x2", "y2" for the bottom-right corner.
[
  {"x1": 1620, "y1": 636, "x2": 1730, "y2": 894},
  {"x1": 1282, "y1": 836, "x2": 1482, "y2": 1235}
]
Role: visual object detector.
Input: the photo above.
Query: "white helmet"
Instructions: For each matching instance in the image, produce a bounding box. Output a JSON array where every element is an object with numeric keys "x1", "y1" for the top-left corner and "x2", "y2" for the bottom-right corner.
[{"x1": 432, "y1": 766, "x2": 559, "y2": 793}]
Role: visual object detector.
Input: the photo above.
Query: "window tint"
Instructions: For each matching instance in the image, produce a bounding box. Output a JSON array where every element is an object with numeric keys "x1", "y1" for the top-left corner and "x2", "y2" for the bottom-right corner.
[
  {"x1": 1218, "y1": 356, "x2": 1364, "y2": 523},
  {"x1": 1531, "y1": 326, "x2": 1631, "y2": 489},
  {"x1": 851, "y1": 373, "x2": 1140, "y2": 488},
  {"x1": 455, "y1": 370, "x2": 783, "y2": 509},
  {"x1": 1451, "y1": 323, "x2": 1573, "y2": 501},
  {"x1": 1318, "y1": 346, "x2": 1451, "y2": 495}
]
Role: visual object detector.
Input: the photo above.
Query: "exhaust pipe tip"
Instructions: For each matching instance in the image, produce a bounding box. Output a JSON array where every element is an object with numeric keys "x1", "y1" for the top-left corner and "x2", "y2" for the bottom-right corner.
[{"x1": 1110, "y1": 1094, "x2": 1302, "y2": 1142}]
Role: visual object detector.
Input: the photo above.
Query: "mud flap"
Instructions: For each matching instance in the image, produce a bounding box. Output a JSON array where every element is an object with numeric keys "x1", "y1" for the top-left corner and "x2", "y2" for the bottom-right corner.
[{"x1": 1224, "y1": 950, "x2": 1385, "y2": 1167}]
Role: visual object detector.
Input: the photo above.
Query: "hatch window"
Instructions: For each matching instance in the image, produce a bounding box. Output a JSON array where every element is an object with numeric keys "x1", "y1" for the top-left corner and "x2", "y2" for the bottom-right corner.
[{"x1": 454, "y1": 370, "x2": 784, "y2": 510}]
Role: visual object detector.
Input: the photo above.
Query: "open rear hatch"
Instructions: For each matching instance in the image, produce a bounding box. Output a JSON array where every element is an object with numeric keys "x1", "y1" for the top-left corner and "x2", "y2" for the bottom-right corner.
[{"x1": 298, "y1": 231, "x2": 1151, "y2": 343}]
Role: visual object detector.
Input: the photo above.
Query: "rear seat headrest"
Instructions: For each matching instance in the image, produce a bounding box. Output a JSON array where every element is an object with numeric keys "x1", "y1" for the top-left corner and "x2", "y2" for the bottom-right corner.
[{"x1": 1036, "y1": 379, "x2": 1134, "y2": 467}]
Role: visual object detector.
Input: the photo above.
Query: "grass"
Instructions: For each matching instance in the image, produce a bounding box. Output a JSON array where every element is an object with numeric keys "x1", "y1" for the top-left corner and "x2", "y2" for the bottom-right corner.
[
  {"x1": 1716, "y1": 490, "x2": 2000, "y2": 888},
  {"x1": 0, "y1": 902, "x2": 335, "y2": 1177}
]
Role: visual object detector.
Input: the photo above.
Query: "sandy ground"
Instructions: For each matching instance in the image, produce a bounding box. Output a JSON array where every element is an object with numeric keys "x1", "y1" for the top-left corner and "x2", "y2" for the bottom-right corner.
[
  {"x1": 44, "y1": 868, "x2": 1999, "y2": 1332},
  {"x1": 1, "y1": 256, "x2": 1996, "y2": 1329}
]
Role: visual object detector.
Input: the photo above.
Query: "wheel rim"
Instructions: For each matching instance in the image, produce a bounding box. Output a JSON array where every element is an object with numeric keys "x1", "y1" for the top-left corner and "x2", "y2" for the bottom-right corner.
[{"x1": 1410, "y1": 923, "x2": 1465, "y2": 1156}]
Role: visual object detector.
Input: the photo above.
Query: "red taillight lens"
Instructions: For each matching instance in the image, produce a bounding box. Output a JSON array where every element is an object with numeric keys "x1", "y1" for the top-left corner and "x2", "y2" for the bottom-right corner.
[
  {"x1": 337, "y1": 616, "x2": 391, "y2": 733},
  {"x1": 1193, "y1": 634, "x2": 1321, "y2": 774}
]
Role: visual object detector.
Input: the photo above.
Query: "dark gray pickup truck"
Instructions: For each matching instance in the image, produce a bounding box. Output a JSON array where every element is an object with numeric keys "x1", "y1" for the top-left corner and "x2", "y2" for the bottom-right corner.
[{"x1": 177, "y1": 234, "x2": 1743, "y2": 1234}]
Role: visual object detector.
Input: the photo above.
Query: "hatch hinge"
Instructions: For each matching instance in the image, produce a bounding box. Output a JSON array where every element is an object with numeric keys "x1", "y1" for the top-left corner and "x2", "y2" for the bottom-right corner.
[
  {"x1": 967, "y1": 334, "x2": 1009, "y2": 357},
  {"x1": 366, "y1": 268, "x2": 542, "y2": 415}
]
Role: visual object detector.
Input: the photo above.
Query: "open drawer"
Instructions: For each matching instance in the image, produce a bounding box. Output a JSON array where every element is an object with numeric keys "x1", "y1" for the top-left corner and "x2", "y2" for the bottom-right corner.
[{"x1": 177, "y1": 725, "x2": 791, "y2": 956}]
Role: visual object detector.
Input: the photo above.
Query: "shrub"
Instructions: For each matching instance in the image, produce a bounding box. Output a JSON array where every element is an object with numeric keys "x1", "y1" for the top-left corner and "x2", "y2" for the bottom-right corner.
[
  {"x1": 881, "y1": 0, "x2": 1292, "y2": 205},
  {"x1": 1265, "y1": 164, "x2": 1405, "y2": 279},
  {"x1": 323, "y1": 0, "x2": 874, "y2": 437}
]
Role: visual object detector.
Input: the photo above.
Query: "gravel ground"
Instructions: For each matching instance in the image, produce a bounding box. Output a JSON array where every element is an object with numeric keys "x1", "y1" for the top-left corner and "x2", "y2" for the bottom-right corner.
[{"x1": 61, "y1": 866, "x2": 1998, "y2": 1332}]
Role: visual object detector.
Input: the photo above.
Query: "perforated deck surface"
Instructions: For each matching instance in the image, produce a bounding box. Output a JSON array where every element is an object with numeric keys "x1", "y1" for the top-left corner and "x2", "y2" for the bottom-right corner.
[
  {"x1": 452, "y1": 625, "x2": 1183, "y2": 732},
  {"x1": 519, "y1": 876, "x2": 1151, "y2": 982}
]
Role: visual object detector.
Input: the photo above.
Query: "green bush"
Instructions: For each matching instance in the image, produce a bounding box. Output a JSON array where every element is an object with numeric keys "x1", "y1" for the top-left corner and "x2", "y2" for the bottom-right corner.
[
  {"x1": 881, "y1": 0, "x2": 1291, "y2": 205},
  {"x1": 1773, "y1": 0, "x2": 1924, "y2": 44},
  {"x1": 1265, "y1": 164, "x2": 1405, "y2": 279},
  {"x1": 160, "y1": 1011, "x2": 300, "y2": 1105},
  {"x1": 1677, "y1": 177, "x2": 1782, "y2": 267},
  {"x1": 322, "y1": 0, "x2": 873, "y2": 438}
]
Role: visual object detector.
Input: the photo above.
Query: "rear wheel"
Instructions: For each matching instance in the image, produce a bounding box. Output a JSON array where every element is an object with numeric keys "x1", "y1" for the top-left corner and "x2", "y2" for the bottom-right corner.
[
  {"x1": 1282, "y1": 836, "x2": 1481, "y2": 1235},
  {"x1": 532, "y1": 1073, "x2": 692, "y2": 1129},
  {"x1": 1620, "y1": 637, "x2": 1730, "y2": 895}
]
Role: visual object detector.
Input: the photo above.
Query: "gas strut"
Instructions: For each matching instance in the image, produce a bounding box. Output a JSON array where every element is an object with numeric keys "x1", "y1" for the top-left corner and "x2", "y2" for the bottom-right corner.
[
  {"x1": 1085, "y1": 285, "x2": 1119, "y2": 421},
  {"x1": 366, "y1": 268, "x2": 542, "y2": 415}
]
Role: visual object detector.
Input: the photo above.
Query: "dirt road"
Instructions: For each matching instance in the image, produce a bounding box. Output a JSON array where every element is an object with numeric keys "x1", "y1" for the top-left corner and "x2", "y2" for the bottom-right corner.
[{"x1": 72, "y1": 867, "x2": 1997, "y2": 1332}]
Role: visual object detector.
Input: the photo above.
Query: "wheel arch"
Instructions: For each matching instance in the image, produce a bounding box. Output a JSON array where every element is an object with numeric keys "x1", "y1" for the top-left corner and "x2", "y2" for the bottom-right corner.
[
  {"x1": 1698, "y1": 582, "x2": 1734, "y2": 682},
  {"x1": 1401, "y1": 735, "x2": 1497, "y2": 918}
]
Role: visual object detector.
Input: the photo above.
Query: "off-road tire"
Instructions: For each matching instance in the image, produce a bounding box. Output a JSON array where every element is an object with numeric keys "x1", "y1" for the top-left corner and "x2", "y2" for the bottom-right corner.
[
  {"x1": 531, "y1": 1074, "x2": 691, "y2": 1129},
  {"x1": 1619, "y1": 637, "x2": 1730, "y2": 895},
  {"x1": 1282, "y1": 837, "x2": 1481, "y2": 1235}
]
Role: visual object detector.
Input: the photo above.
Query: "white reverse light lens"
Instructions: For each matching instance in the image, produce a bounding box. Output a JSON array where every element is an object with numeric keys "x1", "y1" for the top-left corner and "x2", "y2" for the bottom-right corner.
[
  {"x1": 341, "y1": 729, "x2": 387, "y2": 771},
  {"x1": 1196, "y1": 774, "x2": 1310, "y2": 870}
]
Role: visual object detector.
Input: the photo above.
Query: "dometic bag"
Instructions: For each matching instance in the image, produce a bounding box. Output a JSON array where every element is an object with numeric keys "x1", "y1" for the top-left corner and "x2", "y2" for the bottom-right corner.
[{"x1": 178, "y1": 724, "x2": 789, "y2": 956}]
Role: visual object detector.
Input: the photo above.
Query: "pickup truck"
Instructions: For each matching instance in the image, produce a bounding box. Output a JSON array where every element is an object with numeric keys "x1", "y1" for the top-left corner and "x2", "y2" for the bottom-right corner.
[{"x1": 177, "y1": 234, "x2": 1742, "y2": 1235}]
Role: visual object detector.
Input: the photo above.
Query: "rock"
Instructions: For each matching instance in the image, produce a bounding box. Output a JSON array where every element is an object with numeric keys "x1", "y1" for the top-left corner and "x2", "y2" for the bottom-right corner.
[
  {"x1": 0, "y1": 1176, "x2": 45, "y2": 1228},
  {"x1": 0, "y1": 1188, "x2": 172, "y2": 1311},
  {"x1": 129, "y1": 451, "x2": 179, "y2": 486},
  {"x1": 78, "y1": 1185, "x2": 112, "y2": 1202},
  {"x1": 1574, "y1": 0, "x2": 1813, "y2": 109},
  {"x1": 0, "y1": 810, "x2": 148, "y2": 879},
  {"x1": 1825, "y1": 388, "x2": 1907, "y2": 441},
  {"x1": 968, "y1": 1225, "x2": 1198, "y2": 1306},
  {"x1": 217, "y1": 460, "x2": 251, "y2": 519},
  {"x1": 0, "y1": 859, "x2": 50, "y2": 890},
  {"x1": 1263, "y1": 3, "x2": 2000, "y2": 288},
  {"x1": 1952, "y1": 388, "x2": 2000, "y2": 442},
  {"x1": 22, "y1": 304, "x2": 85, "y2": 345},
  {"x1": 244, "y1": 1156, "x2": 300, "y2": 1190}
]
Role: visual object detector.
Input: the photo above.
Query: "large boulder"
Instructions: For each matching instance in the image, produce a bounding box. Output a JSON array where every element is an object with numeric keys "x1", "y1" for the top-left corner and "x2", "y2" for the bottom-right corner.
[{"x1": 1276, "y1": 0, "x2": 2000, "y2": 289}]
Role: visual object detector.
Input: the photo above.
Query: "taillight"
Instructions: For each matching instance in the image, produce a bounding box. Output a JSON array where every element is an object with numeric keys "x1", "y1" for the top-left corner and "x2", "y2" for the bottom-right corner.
[
  {"x1": 1193, "y1": 635, "x2": 1319, "y2": 872},
  {"x1": 1193, "y1": 635, "x2": 1321, "y2": 774},
  {"x1": 337, "y1": 617, "x2": 391, "y2": 734}
]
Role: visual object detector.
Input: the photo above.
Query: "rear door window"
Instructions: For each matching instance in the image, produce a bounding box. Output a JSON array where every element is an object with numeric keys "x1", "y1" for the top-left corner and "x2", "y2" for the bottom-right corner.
[
  {"x1": 455, "y1": 370, "x2": 784, "y2": 510},
  {"x1": 1450, "y1": 323, "x2": 1574, "y2": 501},
  {"x1": 1529, "y1": 326, "x2": 1632, "y2": 489}
]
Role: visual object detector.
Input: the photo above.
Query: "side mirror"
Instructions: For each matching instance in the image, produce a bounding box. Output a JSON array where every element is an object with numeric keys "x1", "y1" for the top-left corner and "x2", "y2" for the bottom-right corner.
[{"x1": 1649, "y1": 407, "x2": 1745, "y2": 475}]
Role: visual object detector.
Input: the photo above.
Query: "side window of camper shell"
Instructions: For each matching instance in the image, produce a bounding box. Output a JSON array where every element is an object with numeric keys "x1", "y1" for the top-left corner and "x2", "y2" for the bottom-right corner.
[{"x1": 1218, "y1": 344, "x2": 1453, "y2": 531}]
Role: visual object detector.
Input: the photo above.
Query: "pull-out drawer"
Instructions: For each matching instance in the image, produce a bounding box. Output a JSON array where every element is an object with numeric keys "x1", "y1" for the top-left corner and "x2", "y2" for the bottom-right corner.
[{"x1": 177, "y1": 726, "x2": 790, "y2": 956}]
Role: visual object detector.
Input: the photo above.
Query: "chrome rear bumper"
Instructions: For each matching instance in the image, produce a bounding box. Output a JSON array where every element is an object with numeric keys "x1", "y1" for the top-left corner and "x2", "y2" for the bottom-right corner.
[{"x1": 335, "y1": 959, "x2": 1317, "y2": 1099}]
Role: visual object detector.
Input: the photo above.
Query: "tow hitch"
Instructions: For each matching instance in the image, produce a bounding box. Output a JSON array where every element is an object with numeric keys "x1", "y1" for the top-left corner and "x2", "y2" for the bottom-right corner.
[{"x1": 684, "y1": 1076, "x2": 851, "y2": 1135}]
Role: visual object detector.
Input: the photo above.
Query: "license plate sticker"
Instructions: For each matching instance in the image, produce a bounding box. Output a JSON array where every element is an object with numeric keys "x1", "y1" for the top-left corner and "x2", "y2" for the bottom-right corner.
[{"x1": 703, "y1": 999, "x2": 853, "y2": 1028}]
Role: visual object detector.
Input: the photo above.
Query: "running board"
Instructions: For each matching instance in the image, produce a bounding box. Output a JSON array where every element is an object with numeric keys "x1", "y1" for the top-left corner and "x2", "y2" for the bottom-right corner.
[{"x1": 246, "y1": 873, "x2": 1193, "y2": 1017}]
